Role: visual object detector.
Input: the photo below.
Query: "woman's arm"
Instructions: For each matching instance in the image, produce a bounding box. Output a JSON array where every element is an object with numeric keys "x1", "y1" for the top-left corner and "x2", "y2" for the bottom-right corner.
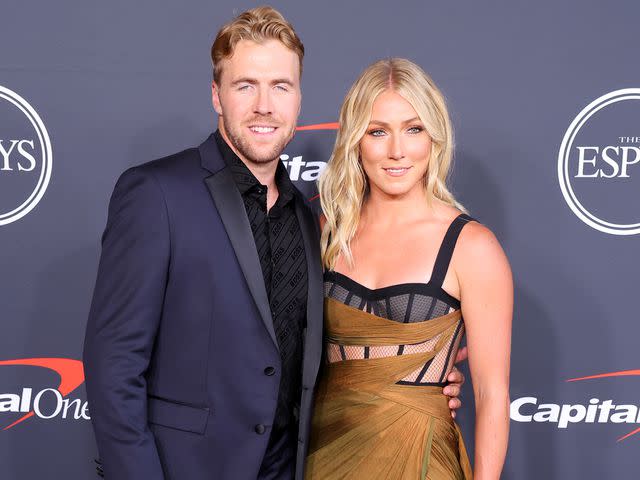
[{"x1": 455, "y1": 223, "x2": 513, "y2": 480}]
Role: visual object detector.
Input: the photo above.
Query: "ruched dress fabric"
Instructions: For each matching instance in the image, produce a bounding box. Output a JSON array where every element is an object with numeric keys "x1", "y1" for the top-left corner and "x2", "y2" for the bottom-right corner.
[{"x1": 306, "y1": 214, "x2": 474, "y2": 480}]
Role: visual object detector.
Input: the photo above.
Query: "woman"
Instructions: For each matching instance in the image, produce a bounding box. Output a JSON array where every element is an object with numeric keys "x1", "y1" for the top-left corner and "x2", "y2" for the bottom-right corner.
[{"x1": 305, "y1": 59, "x2": 512, "y2": 479}]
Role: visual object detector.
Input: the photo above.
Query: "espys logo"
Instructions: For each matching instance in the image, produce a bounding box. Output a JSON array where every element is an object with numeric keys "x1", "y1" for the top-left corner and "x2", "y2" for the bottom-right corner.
[
  {"x1": 0, "y1": 86, "x2": 52, "y2": 226},
  {"x1": 558, "y1": 88, "x2": 640, "y2": 235},
  {"x1": 511, "y1": 368, "x2": 640, "y2": 442},
  {"x1": 0, "y1": 358, "x2": 88, "y2": 430}
]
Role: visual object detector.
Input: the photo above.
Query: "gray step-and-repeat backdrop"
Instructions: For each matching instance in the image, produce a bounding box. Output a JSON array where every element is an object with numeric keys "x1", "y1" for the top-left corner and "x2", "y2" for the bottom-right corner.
[{"x1": 1, "y1": 1, "x2": 638, "y2": 478}]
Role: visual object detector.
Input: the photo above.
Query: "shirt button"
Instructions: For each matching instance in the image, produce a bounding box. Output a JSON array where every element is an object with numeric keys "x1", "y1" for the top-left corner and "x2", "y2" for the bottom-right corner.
[
  {"x1": 255, "y1": 424, "x2": 266, "y2": 435},
  {"x1": 264, "y1": 366, "x2": 276, "y2": 376}
]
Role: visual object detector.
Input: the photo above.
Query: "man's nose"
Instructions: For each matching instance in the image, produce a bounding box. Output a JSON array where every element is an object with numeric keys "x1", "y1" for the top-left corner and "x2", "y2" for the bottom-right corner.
[{"x1": 254, "y1": 87, "x2": 273, "y2": 115}]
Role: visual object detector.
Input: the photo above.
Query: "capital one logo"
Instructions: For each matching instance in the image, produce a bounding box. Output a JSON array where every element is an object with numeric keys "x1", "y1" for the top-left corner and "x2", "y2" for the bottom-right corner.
[
  {"x1": 558, "y1": 88, "x2": 640, "y2": 235},
  {"x1": 0, "y1": 358, "x2": 88, "y2": 430},
  {"x1": 284, "y1": 123, "x2": 337, "y2": 186},
  {"x1": 0, "y1": 86, "x2": 52, "y2": 226},
  {"x1": 511, "y1": 368, "x2": 640, "y2": 442}
]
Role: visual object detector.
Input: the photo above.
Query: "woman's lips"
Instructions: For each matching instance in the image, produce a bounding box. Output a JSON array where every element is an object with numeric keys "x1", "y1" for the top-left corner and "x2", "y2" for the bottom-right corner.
[{"x1": 382, "y1": 166, "x2": 412, "y2": 177}]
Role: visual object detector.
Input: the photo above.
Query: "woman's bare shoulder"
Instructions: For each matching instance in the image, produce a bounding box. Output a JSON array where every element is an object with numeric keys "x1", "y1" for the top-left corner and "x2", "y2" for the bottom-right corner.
[{"x1": 454, "y1": 220, "x2": 511, "y2": 282}]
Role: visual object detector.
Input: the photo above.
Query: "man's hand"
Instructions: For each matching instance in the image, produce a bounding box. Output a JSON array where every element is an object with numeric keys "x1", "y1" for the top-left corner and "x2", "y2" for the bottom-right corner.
[{"x1": 444, "y1": 346, "x2": 468, "y2": 418}]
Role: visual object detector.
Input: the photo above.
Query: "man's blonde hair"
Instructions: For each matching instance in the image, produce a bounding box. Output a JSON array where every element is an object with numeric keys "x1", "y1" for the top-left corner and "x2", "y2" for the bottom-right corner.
[{"x1": 211, "y1": 6, "x2": 304, "y2": 83}]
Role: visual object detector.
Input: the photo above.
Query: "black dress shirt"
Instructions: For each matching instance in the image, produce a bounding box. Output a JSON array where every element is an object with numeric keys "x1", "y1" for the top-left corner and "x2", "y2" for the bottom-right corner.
[{"x1": 215, "y1": 131, "x2": 308, "y2": 479}]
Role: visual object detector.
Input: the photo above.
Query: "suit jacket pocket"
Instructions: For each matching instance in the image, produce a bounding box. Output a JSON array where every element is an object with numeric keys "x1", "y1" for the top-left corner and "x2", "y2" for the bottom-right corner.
[{"x1": 147, "y1": 396, "x2": 210, "y2": 434}]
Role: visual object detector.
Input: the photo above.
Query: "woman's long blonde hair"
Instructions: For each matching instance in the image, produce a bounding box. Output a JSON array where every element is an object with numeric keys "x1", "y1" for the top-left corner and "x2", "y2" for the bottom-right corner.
[{"x1": 319, "y1": 58, "x2": 464, "y2": 270}]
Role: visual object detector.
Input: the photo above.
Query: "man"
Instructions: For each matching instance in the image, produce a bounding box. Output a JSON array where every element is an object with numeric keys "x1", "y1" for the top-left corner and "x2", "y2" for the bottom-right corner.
[{"x1": 83, "y1": 6, "x2": 465, "y2": 480}]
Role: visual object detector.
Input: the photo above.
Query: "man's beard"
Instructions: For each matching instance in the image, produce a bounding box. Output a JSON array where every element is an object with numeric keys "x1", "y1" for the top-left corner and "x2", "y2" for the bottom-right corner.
[{"x1": 224, "y1": 120, "x2": 295, "y2": 166}]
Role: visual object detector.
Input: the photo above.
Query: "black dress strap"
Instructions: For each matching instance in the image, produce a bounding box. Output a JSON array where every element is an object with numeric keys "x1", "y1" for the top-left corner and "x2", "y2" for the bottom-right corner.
[{"x1": 430, "y1": 213, "x2": 474, "y2": 288}]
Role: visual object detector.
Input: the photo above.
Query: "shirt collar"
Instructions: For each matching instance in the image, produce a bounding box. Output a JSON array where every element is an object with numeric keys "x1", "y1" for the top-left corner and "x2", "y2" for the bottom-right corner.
[{"x1": 214, "y1": 129, "x2": 296, "y2": 205}]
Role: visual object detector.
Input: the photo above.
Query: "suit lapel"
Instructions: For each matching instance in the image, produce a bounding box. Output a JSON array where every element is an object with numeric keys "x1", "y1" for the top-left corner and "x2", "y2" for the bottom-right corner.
[
  {"x1": 200, "y1": 137, "x2": 279, "y2": 351},
  {"x1": 294, "y1": 198, "x2": 323, "y2": 387}
]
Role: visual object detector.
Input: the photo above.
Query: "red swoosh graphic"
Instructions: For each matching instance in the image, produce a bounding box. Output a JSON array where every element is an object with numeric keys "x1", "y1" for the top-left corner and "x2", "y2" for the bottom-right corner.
[
  {"x1": 618, "y1": 427, "x2": 640, "y2": 442},
  {"x1": 567, "y1": 369, "x2": 640, "y2": 442},
  {"x1": 296, "y1": 122, "x2": 339, "y2": 131},
  {"x1": 566, "y1": 370, "x2": 640, "y2": 382},
  {"x1": 0, "y1": 358, "x2": 85, "y2": 430}
]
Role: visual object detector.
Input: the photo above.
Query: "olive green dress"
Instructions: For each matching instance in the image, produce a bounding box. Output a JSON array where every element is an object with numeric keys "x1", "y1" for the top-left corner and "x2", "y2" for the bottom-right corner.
[{"x1": 306, "y1": 214, "x2": 474, "y2": 479}]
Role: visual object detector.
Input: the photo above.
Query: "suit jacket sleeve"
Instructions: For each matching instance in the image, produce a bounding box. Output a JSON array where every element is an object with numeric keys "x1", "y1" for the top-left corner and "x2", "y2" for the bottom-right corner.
[{"x1": 83, "y1": 166, "x2": 169, "y2": 479}]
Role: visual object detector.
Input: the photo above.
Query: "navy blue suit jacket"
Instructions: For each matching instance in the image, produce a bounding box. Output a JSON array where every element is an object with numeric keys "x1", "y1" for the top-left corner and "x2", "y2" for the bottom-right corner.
[{"x1": 83, "y1": 134, "x2": 323, "y2": 479}]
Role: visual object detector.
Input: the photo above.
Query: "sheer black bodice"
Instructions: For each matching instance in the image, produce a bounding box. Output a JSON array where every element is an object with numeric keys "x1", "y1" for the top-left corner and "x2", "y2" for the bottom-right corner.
[{"x1": 323, "y1": 214, "x2": 474, "y2": 386}]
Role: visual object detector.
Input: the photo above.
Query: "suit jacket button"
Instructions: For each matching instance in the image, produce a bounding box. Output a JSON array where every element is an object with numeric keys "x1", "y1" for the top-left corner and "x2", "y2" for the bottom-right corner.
[
  {"x1": 255, "y1": 424, "x2": 266, "y2": 435},
  {"x1": 264, "y1": 366, "x2": 276, "y2": 376}
]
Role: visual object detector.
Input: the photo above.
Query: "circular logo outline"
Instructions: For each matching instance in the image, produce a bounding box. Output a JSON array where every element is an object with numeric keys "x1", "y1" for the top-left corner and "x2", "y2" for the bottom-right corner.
[
  {"x1": 558, "y1": 88, "x2": 640, "y2": 235},
  {"x1": 0, "y1": 86, "x2": 53, "y2": 226}
]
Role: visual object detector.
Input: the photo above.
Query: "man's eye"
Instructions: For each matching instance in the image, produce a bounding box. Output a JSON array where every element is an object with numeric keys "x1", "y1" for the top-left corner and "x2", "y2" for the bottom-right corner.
[
  {"x1": 237, "y1": 84, "x2": 251, "y2": 91},
  {"x1": 275, "y1": 84, "x2": 289, "y2": 92}
]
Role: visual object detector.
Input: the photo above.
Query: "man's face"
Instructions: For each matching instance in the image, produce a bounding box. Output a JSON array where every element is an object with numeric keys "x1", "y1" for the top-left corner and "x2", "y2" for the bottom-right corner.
[{"x1": 212, "y1": 39, "x2": 301, "y2": 167}]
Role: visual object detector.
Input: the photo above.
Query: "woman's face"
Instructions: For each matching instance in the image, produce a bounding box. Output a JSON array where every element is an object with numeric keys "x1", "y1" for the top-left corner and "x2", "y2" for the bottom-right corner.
[{"x1": 359, "y1": 89, "x2": 432, "y2": 199}]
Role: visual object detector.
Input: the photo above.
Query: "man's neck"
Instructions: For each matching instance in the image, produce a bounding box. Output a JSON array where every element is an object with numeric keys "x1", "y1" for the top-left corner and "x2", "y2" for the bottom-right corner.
[
  {"x1": 218, "y1": 126, "x2": 279, "y2": 190},
  {"x1": 217, "y1": 126, "x2": 281, "y2": 211}
]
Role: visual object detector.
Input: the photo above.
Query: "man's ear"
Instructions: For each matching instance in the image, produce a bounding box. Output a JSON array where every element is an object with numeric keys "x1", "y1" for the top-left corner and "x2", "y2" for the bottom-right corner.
[{"x1": 212, "y1": 81, "x2": 223, "y2": 115}]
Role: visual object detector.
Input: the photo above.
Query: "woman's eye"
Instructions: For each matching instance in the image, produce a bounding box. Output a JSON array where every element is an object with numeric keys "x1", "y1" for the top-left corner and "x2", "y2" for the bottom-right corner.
[
  {"x1": 368, "y1": 129, "x2": 385, "y2": 137},
  {"x1": 407, "y1": 126, "x2": 424, "y2": 134}
]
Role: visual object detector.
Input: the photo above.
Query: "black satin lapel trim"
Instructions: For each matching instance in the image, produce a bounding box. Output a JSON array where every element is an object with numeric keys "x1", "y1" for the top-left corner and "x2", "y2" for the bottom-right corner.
[
  {"x1": 204, "y1": 170, "x2": 278, "y2": 350},
  {"x1": 294, "y1": 200, "x2": 323, "y2": 387}
]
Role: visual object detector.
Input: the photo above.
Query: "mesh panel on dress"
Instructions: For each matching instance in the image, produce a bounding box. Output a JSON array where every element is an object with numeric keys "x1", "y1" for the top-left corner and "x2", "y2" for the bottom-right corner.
[
  {"x1": 372, "y1": 300, "x2": 387, "y2": 318},
  {"x1": 369, "y1": 345, "x2": 401, "y2": 358},
  {"x1": 327, "y1": 282, "x2": 350, "y2": 305},
  {"x1": 388, "y1": 294, "x2": 410, "y2": 322},
  {"x1": 443, "y1": 324, "x2": 465, "y2": 381},
  {"x1": 430, "y1": 299, "x2": 451, "y2": 319},
  {"x1": 409, "y1": 294, "x2": 437, "y2": 323},
  {"x1": 343, "y1": 345, "x2": 362, "y2": 359},
  {"x1": 402, "y1": 336, "x2": 440, "y2": 355},
  {"x1": 419, "y1": 327, "x2": 456, "y2": 383},
  {"x1": 327, "y1": 343, "x2": 342, "y2": 362},
  {"x1": 401, "y1": 335, "x2": 442, "y2": 382},
  {"x1": 324, "y1": 278, "x2": 463, "y2": 385}
]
